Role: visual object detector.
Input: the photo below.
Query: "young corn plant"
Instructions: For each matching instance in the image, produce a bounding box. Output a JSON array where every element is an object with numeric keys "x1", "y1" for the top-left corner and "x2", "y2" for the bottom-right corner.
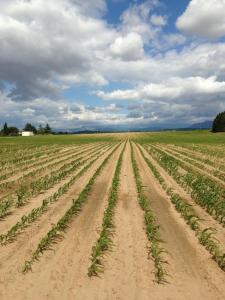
[
  {"x1": 147, "y1": 145, "x2": 225, "y2": 225},
  {"x1": 0, "y1": 144, "x2": 109, "y2": 219},
  {"x1": 22, "y1": 142, "x2": 122, "y2": 273},
  {"x1": 131, "y1": 143, "x2": 169, "y2": 284},
  {"x1": 88, "y1": 142, "x2": 126, "y2": 277},
  {"x1": 137, "y1": 143, "x2": 225, "y2": 272},
  {"x1": 0, "y1": 145, "x2": 112, "y2": 245}
]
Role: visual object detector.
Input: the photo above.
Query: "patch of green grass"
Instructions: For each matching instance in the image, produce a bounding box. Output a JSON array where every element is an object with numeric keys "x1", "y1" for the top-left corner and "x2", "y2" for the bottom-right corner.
[
  {"x1": 0, "y1": 134, "x2": 119, "y2": 145},
  {"x1": 133, "y1": 130, "x2": 225, "y2": 145}
]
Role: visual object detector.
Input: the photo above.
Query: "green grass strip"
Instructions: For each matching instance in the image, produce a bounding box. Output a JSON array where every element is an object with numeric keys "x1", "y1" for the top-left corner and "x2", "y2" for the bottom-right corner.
[
  {"x1": 22, "y1": 142, "x2": 122, "y2": 273},
  {"x1": 137, "y1": 143, "x2": 225, "y2": 272},
  {"x1": 131, "y1": 142, "x2": 168, "y2": 284},
  {"x1": 88, "y1": 141, "x2": 126, "y2": 277}
]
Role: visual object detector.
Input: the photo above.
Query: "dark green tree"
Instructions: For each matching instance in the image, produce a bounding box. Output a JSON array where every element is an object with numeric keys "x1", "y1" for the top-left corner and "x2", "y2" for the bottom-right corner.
[
  {"x1": 23, "y1": 123, "x2": 37, "y2": 134},
  {"x1": 212, "y1": 111, "x2": 225, "y2": 132},
  {"x1": 2, "y1": 122, "x2": 9, "y2": 136},
  {"x1": 44, "y1": 123, "x2": 52, "y2": 134},
  {"x1": 37, "y1": 124, "x2": 44, "y2": 135},
  {"x1": 7, "y1": 127, "x2": 19, "y2": 136}
]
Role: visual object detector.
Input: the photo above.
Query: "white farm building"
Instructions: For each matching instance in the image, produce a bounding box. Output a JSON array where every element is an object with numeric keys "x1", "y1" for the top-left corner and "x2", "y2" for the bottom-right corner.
[{"x1": 22, "y1": 131, "x2": 34, "y2": 137}]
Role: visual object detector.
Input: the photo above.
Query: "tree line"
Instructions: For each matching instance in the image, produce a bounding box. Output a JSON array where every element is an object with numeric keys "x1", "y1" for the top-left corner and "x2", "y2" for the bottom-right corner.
[
  {"x1": 212, "y1": 111, "x2": 225, "y2": 133},
  {"x1": 0, "y1": 122, "x2": 52, "y2": 136}
]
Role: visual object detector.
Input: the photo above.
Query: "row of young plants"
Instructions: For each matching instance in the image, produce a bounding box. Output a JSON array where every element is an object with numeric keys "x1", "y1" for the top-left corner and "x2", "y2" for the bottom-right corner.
[
  {"x1": 22, "y1": 142, "x2": 122, "y2": 273},
  {"x1": 159, "y1": 145, "x2": 225, "y2": 184},
  {"x1": 130, "y1": 143, "x2": 168, "y2": 284},
  {"x1": 0, "y1": 144, "x2": 83, "y2": 182},
  {"x1": 166, "y1": 144, "x2": 225, "y2": 174},
  {"x1": 0, "y1": 142, "x2": 105, "y2": 196},
  {"x1": 0, "y1": 144, "x2": 110, "y2": 218},
  {"x1": 0, "y1": 144, "x2": 60, "y2": 169},
  {"x1": 137, "y1": 143, "x2": 225, "y2": 272},
  {"x1": 178, "y1": 143, "x2": 225, "y2": 160},
  {"x1": 88, "y1": 142, "x2": 126, "y2": 277},
  {"x1": 0, "y1": 143, "x2": 99, "y2": 192},
  {"x1": 0, "y1": 144, "x2": 114, "y2": 245},
  {"x1": 0, "y1": 146, "x2": 56, "y2": 171},
  {"x1": 145, "y1": 145, "x2": 225, "y2": 226}
]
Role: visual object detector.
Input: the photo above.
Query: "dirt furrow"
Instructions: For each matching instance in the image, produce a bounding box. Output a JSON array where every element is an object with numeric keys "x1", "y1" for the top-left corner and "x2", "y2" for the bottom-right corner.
[
  {"x1": 0, "y1": 142, "x2": 123, "y2": 300},
  {"x1": 133, "y1": 142, "x2": 225, "y2": 299}
]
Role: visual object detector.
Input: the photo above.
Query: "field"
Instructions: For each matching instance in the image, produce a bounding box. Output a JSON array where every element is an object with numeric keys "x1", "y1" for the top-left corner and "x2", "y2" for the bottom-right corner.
[{"x1": 0, "y1": 131, "x2": 224, "y2": 300}]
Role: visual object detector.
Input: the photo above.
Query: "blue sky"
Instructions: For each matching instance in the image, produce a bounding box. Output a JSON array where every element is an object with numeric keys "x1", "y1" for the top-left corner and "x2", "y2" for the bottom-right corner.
[{"x1": 0, "y1": 0, "x2": 225, "y2": 130}]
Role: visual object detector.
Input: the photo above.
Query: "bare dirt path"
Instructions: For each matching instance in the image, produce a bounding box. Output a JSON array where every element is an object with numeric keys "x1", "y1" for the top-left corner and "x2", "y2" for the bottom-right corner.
[
  {"x1": 139, "y1": 144, "x2": 225, "y2": 249},
  {"x1": 133, "y1": 143, "x2": 225, "y2": 300},
  {"x1": 0, "y1": 143, "x2": 121, "y2": 300}
]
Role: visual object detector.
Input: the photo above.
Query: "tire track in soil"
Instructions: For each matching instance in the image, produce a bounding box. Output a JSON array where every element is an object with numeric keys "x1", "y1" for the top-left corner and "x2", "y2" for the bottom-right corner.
[
  {"x1": 0, "y1": 143, "x2": 121, "y2": 300},
  {"x1": 134, "y1": 143, "x2": 225, "y2": 300}
]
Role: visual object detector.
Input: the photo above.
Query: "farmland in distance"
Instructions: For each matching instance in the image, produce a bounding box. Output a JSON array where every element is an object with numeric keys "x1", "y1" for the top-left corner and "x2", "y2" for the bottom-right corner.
[{"x1": 0, "y1": 131, "x2": 224, "y2": 300}]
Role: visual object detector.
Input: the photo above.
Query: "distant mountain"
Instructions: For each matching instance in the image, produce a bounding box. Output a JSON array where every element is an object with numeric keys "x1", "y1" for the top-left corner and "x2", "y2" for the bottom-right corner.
[
  {"x1": 188, "y1": 120, "x2": 213, "y2": 129},
  {"x1": 54, "y1": 120, "x2": 213, "y2": 133}
]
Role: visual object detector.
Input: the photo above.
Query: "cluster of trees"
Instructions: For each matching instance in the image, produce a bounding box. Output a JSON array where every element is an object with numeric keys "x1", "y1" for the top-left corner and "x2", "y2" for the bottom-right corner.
[
  {"x1": 212, "y1": 111, "x2": 225, "y2": 133},
  {"x1": 0, "y1": 122, "x2": 52, "y2": 136}
]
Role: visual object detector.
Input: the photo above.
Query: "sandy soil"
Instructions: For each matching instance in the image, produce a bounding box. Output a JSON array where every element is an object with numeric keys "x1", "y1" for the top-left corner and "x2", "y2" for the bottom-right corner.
[
  {"x1": 0, "y1": 141, "x2": 224, "y2": 300},
  {"x1": 133, "y1": 143, "x2": 225, "y2": 299},
  {"x1": 0, "y1": 143, "x2": 120, "y2": 299},
  {"x1": 167, "y1": 144, "x2": 225, "y2": 168},
  {"x1": 140, "y1": 144, "x2": 225, "y2": 249},
  {"x1": 0, "y1": 143, "x2": 109, "y2": 235},
  {"x1": 156, "y1": 144, "x2": 225, "y2": 187},
  {"x1": 0, "y1": 143, "x2": 104, "y2": 201},
  {"x1": 0, "y1": 143, "x2": 97, "y2": 188},
  {"x1": 74, "y1": 141, "x2": 155, "y2": 300}
]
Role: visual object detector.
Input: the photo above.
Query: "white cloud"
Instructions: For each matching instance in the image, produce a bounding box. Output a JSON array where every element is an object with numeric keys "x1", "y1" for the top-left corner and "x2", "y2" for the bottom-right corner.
[
  {"x1": 109, "y1": 32, "x2": 144, "y2": 61},
  {"x1": 119, "y1": 0, "x2": 163, "y2": 43},
  {"x1": 150, "y1": 14, "x2": 167, "y2": 26},
  {"x1": 0, "y1": 0, "x2": 225, "y2": 128},
  {"x1": 0, "y1": 0, "x2": 114, "y2": 100},
  {"x1": 96, "y1": 76, "x2": 225, "y2": 101},
  {"x1": 177, "y1": 0, "x2": 225, "y2": 39}
]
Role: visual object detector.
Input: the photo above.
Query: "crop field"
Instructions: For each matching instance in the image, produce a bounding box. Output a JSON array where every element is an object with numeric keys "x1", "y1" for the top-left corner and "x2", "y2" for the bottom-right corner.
[{"x1": 0, "y1": 131, "x2": 224, "y2": 300}]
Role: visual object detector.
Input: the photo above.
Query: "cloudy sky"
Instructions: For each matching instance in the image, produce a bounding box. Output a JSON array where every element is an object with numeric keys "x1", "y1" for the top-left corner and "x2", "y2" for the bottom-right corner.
[{"x1": 1, "y1": 0, "x2": 225, "y2": 130}]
